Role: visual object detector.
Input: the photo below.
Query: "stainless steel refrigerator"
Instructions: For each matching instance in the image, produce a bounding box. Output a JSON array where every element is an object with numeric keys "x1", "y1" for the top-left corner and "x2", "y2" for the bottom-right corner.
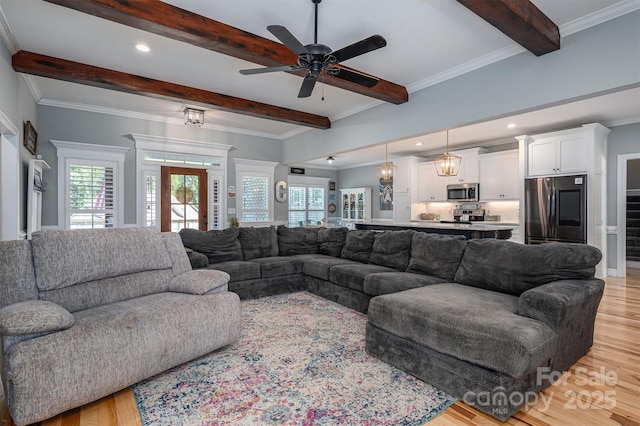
[{"x1": 525, "y1": 174, "x2": 587, "y2": 244}]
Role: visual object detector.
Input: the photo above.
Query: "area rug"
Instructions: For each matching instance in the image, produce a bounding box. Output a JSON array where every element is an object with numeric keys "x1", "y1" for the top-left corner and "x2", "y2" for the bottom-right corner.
[{"x1": 133, "y1": 291, "x2": 456, "y2": 425}]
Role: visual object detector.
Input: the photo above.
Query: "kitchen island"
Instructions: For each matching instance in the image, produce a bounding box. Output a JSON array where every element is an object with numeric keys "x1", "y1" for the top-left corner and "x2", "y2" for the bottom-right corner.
[{"x1": 355, "y1": 221, "x2": 514, "y2": 240}]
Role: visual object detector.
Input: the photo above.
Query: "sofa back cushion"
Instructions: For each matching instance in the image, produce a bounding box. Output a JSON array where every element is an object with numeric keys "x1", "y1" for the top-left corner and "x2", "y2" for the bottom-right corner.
[
  {"x1": 31, "y1": 227, "x2": 173, "y2": 291},
  {"x1": 0, "y1": 240, "x2": 38, "y2": 308},
  {"x1": 238, "y1": 226, "x2": 279, "y2": 260},
  {"x1": 179, "y1": 228, "x2": 242, "y2": 264},
  {"x1": 454, "y1": 240, "x2": 602, "y2": 296},
  {"x1": 341, "y1": 230, "x2": 376, "y2": 263},
  {"x1": 318, "y1": 227, "x2": 349, "y2": 257},
  {"x1": 406, "y1": 233, "x2": 468, "y2": 281},
  {"x1": 369, "y1": 230, "x2": 415, "y2": 271},
  {"x1": 277, "y1": 226, "x2": 319, "y2": 255}
]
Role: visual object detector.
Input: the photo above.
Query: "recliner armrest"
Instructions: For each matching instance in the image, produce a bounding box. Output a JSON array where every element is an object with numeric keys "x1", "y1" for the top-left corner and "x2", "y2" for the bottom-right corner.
[
  {"x1": 168, "y1": 269, "x2": 230, "y2": 295},
  {"x1": 0, "y1": 300, "x2": 74, "y2": 336},
  {"x1": 516, "y1": 278, "x2": 604, "y2": 331}
]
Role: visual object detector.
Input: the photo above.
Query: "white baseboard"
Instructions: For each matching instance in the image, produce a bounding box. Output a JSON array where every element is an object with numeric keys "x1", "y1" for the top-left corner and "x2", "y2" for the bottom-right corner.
[
  {"x1": 607, "y1": 268, "x2": 619, "y2": 277},
  {"x1": 627, "y1": 261, "x2": 640, "y2": 269}
]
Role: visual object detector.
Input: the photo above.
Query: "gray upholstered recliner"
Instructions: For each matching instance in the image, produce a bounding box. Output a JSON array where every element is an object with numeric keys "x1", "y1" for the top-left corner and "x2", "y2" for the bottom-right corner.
[{"x1": 0, "y1": 227, "x2": 241, "y2": 425}]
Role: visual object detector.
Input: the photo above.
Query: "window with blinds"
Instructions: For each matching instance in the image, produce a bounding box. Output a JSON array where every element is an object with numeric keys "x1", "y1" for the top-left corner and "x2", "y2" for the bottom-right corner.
[
  {"x1": 288, "y1": 185, "x2": 325, "y2": 227},
  {"x1": 68, "y1": 164, "x2": 115, "y2": 229},
  {"x1": 241, "y1": 175, "x2": 269, "y2": 222}
]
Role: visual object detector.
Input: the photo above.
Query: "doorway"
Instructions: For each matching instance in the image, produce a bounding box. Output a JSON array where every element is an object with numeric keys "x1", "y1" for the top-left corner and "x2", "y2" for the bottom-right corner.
[
  {"x1": 617, "y1": 154, "x2": 640, "y2": 277},
  {"x1": 160, "y1": 166, "x2": 208, "y2": 232}
]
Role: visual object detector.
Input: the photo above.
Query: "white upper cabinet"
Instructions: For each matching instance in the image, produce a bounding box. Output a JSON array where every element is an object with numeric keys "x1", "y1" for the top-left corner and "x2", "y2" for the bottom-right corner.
[
  {"x1": 527, "y1": 134, "x2": 586, "y2": 177},
  {"x1": 479, "y1": 150, "x2": 519, "y2": 200},
  {"x1": 392, "y1": 157, "x2": 413, "y2": 193},
  {"x1": 447, "y1": 148, "x2": 485, "y2": 184},
  {"x1": 418, "y1": 163, "x2": 448, "y2": 202}
]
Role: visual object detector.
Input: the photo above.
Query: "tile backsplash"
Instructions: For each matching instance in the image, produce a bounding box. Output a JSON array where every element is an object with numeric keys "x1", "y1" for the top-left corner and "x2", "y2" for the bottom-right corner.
[{"x1": 420, "y1": 200, "x2": 520, "y2": 223}]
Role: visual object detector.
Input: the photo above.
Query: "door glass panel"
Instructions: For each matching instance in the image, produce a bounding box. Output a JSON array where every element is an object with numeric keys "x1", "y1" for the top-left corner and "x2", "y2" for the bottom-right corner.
[
  {"x1": 171, "y1": 173, "x2": 199, "y2": 232},
  {"x1": 558, "y1": 190, "x2": 581, "y2": 226}
]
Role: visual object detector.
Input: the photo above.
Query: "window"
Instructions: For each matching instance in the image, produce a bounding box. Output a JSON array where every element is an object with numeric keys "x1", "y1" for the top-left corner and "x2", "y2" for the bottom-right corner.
[
  {"x1": 52, "y1": 141, "x2": 128, "y2": 229},
  {"x1": 288, "y1": 176, "x2": 329, "y2": 227},
  {"x1": 234, "y1": 159, "x2": 278, "y2": 224},
  {"x1": 68, "y1": 162, "x2": 115, "y2": 229}
]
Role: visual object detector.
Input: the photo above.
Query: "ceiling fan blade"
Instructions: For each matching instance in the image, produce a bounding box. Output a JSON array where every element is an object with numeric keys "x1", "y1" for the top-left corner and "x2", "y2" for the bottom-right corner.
[
  {"x1": 330, "y1": 35, "x2": 387, "y2": 63},
  {"x1": 331, "y1": 68, "x2": 379, "y2": 88},
  {"x1": 239, "y1": 65, "x2": 302, "y2": 75},
  {"x1": 267, "y1": 25, "x2": 310, "y2": 56},
  {"x1": 298, "y1": 75, "x2": 317, "y2": 98}
]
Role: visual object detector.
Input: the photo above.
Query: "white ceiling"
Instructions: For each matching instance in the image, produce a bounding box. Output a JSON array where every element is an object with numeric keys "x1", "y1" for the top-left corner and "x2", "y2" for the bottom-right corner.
[{"x1": 1, "y1": 0, "x2": 638, "y2": 165}]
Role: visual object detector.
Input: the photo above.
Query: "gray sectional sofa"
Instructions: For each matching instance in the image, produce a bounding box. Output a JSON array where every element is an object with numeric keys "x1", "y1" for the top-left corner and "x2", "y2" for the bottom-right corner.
[
  {"x1": 181, "y1": 225, "x2": 604, "y2": 420},
  {"x1": 0, "y1": 227, "x2": 241, "y2": 426}
]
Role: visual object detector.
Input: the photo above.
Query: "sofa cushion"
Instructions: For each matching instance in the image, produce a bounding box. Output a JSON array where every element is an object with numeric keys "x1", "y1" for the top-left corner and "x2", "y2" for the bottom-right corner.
[
  {"x1": 0, "y1": 300, "x2": 74, "y2": 336},
  {"x1": 454, "y1": 240, "x2": 602, "y2": 296},
  {"x1": 277, "y1": 226, "x2": 319, "y2": 255},
  {"x1": 248, "y1": 256, "x2": 303, "y2": 278},
  {"x1": 340, "y1": 230, "x2": 376, "y2": 263},
  {"x1": 329, "y1": 263, "x2": 396, "y2": 292},
  {"x1": 363, "y1": 272, "x2": 447, "y2": 296},
  {"x1": 207, "y1": 261, "x2": 261, "y2": 282},
  {"x1": 179, "y1": 228, "x2": 242, "y2": 264},
  {"x1": 238, "y1": 226, "x2": 279, "y2": 260},
  {"x1": 369, "y1": 230, "x2": 414, "y2": 271},
  {"x1": 406, "y1": 233, "x2": 468, "y2": 281},
  {"x1": 297, "y1": 255, "x2": 360, "y2": 281},
  {"x1": 367, "y1": 284, "x2": 558, "y2": 378},
  {"x1": 186, "y1": 250, "x2": 209, "y2": 269},
  {"x1": 318, "y1": 227, "x2": 349, "y2": 257},
  {"x1": 31, "y1": 227, "x2": 172, "y2": 291}
]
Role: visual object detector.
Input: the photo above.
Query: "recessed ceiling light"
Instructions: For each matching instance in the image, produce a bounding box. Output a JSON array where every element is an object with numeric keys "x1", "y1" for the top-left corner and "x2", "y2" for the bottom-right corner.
[
  {"x1": 135, "y1": 43, "x2": 150, "y2": 53},
  {"x1": 507, "y1": 123, "x2": 517, "y2": 128},
  {"x1": 415, "y1": 142, "x2": 423, "y2": 146}
]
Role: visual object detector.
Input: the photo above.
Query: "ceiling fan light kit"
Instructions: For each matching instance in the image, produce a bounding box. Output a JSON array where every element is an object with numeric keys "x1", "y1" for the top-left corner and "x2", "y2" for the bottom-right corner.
[{"x1": 239, "y1": 0, "x2": 386, "y2": 98}]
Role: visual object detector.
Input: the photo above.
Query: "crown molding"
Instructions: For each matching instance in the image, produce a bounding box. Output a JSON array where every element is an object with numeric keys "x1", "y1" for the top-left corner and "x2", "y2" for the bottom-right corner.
[
  {"x1": 130, "y1": 133, "x2": 233, "y2": 157},
  {"x1": 560, "y1": 0, "x2": 640, "y2": 37},
  {"x1": 601, "y1": 115, "x2": 640, "y2": 128},
  {"x1": 22, "y1": 75, "x2": 42, "y2": 102},
  {"x1": 38, "y1": 98, "x2": 288, "y2": 140},
  {"x1": 0, "y1": 4, "x2": 18, "y2": 54}
]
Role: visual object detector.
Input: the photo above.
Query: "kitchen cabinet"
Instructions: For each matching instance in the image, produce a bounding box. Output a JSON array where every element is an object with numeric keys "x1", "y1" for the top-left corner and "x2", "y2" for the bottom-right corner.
[
  {"x1": 393, "y1": 193, "x2": 411, "y2": 221},
  {"x1": 392, "y1": 157, "x2": 414, "y2": 193},
  {"x1": 418, "y1": 163, "x2": 448, "y2": 202},
  {"x1": 479, "y1": 150, "x2": 519, "y2": 200},
  {"x1": 447, "y1": 148, "x2": 485, "y2": 184},
  {"x1": 340, "y1": 188, "x2": 372, "y2": 223},
  {"x1": 527, "y1": 134, "x2": 586, "y2": 176}
]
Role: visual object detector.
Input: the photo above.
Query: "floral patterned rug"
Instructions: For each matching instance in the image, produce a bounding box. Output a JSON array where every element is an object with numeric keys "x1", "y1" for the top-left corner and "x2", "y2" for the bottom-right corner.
[{"x1": 133, "y1": 291, "x2": 455, "y2": 425}]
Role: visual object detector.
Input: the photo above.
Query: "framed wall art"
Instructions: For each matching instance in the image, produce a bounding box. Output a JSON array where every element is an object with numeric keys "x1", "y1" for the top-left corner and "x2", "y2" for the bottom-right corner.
[{"x1": 24, "y1": 121, "x2": 38, "y2": 156}]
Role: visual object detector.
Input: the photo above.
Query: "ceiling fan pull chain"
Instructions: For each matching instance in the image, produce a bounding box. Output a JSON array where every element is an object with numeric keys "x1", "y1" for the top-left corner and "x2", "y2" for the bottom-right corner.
[{"x1": 321, "y1": 73, "x2": 325, "y2": 101}]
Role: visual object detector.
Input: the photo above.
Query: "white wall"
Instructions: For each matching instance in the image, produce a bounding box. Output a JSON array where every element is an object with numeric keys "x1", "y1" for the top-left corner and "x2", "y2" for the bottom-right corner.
[{"x1": 0, "y1": 34, "x2": 38, "y2": 237}]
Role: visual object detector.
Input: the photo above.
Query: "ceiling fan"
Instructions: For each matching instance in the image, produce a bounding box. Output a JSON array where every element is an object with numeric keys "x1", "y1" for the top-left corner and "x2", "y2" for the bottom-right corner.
[{"x1": 239, "y1": 0, "x2": 387, "y2": 98}]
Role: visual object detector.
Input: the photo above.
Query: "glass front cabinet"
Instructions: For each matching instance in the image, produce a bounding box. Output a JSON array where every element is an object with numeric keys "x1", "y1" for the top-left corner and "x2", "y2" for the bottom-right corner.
[{"x1": 340, "y1": 187, "x2": 372, "y2": 223}]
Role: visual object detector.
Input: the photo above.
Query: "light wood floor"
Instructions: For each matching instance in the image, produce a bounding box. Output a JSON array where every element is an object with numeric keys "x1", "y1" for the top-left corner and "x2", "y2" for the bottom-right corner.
[{"x1": 2, "y1": 270, "x2": 639, "y2": 426}]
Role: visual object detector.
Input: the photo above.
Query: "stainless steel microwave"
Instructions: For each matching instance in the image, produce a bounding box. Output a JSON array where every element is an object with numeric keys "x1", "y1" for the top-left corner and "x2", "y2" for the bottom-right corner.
[{"x1": 447, "y1": 183, "x2": 479, "y2": 202}]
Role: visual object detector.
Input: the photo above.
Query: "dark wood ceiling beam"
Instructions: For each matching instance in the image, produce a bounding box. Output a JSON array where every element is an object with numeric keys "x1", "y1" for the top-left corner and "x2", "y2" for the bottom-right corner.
[
  {"x1": 457, "y1": 0, "x2": 560, "y2": 56},
  {"x1": 43, "y1": 0, "x2": 408, "y2": 104},
  {"x1": 12, "y1": 51, "x2": 331, "y2": 130}
]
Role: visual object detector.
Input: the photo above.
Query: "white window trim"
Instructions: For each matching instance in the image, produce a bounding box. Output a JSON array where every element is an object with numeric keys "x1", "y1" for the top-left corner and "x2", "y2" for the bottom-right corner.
[
  {"x1": 131, "y1": 134, "x2": 232, "y2": 229},
  {"x1": 233, "y1": 158, "x2": 278, "y2": 223},
  {"x1": 51, "y1": 140, "x2": 129, "y2": 229},
  {"x1": 288, "y1": 176, "x2": 330, "y2": 225}
]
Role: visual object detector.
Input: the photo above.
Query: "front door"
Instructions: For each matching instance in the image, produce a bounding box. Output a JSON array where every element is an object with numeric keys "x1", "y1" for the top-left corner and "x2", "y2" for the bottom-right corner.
[{"x1": 160, "y1": 166, "x2": 208, "y2": 232}]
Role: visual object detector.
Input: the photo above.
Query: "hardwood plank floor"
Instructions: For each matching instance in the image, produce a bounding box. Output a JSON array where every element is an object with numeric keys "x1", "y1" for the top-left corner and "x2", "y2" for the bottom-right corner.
[{"x1": 2, "y1": 270, "x2": 639, "y2": 426}]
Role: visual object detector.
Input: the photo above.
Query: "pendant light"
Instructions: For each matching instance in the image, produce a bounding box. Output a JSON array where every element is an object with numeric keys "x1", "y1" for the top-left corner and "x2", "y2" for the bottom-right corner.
[
  {"x1": 433, "y1": 130, "x2": 461, "y2": 177},
  {"x1": 375, "y1": 144, "x2": 396, "y2": 181}
]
